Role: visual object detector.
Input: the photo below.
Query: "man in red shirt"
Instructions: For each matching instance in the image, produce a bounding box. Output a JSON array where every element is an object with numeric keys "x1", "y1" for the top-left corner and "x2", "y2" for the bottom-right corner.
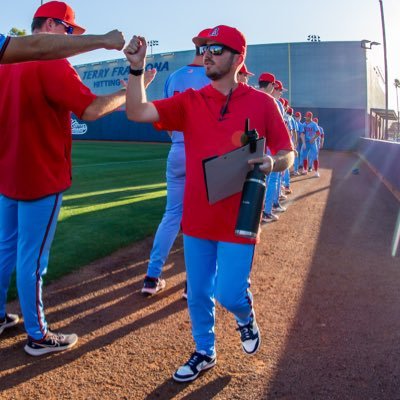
[
  {"x1": 124, "y1": 25, "x2": 294, "y2": 382},
  {"x1": 0, "y1": 1, "x2": 128, "y2": 356}
]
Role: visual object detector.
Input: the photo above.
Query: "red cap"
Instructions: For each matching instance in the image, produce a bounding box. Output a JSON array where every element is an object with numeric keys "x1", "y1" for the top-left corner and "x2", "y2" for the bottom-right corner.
[
  {"x1": 295, "y1": 111, "x2": 302, "y2": 118},
  {"x1": 192, "y1": 25, "x2": 246, "y2": 56},
  {"x1": 287, "y1": 107, "x2": 293, "y2": 115},
  {"x1": 278, "y1": 98, "x2": 285, "y2": 105},
  {"x1": 34, "y1": 1, "x2": 85, "y2": 35},
  {"x1": 258, "y1": 72, "x2": 275, "y2": 83},
  {"x1": 274, "y1": 80, "x2": 288, "y2": 92},
  {"x1": 239, "y1": 64, "x2": 254, "y2": 76},
  {"x1": 305, "y1": 111, "x2": 313, "y2": 118},
  {"x1": 282, "y1": 98, "x2": 289, "y2": 107},
  {"x1": 196, "y1": 28, "x2": 211, "y2": 38},
  {"x1": 313, "y1": 117, "x2": 319, "y2": 123}
]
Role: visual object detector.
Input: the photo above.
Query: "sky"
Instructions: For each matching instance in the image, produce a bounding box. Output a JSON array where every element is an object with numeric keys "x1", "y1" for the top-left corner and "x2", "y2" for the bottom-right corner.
[{"x1": 1, "y1": 0, "x2": 400, "y2": 108}]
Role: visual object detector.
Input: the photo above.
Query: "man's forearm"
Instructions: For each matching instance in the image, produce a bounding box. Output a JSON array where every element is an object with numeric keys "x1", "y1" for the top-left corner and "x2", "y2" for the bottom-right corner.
[
  {"x1": 126, "y1": 70, "x2": 150, "y2": 121},
  {"x1": 81, "y1": 89, "x2": 126, "y2": 121},
  {"x1": 2, "y1": 32, "x2": 124, "y2": 64},
  {"x1": 272, "y1": 150, "x2": 295, "y2": 172}
]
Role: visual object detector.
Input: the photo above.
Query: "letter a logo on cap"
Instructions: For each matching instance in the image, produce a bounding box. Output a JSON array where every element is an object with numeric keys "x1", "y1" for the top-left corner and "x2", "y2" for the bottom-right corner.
[{"x1": 210, "y1": 27, "x2": 219, "y2": 37}]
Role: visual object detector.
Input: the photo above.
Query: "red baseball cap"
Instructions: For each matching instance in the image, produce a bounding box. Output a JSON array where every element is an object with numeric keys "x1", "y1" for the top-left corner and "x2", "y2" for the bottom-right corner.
[
  {"x1": 282, "y1": 98, "x2": 289, "y2": 107},
  {"x1": 278, "y1": 98, "x2": 285, "y2": 105},
  {"x1": 239, "y1": 64, "x2": 254, "y2": 76},
  {"x1": 274, "y1": 80, "x2": 288, "y2": 92},
  {"x1": 287, "y1": 107, "x2": 293, "y2": 115},
  {"x1": 192, "y1": 25, "x2": 246, "y2": 56},
  {"x1": 34, "y1": 1, "x2": 85, "y2": 35},
  {"x1": 295, "y1": 111, "x2": 302, "y2": 118},
  {"x1": 313, "y1": 117, "x2": 319, "y2": 123},
  {"x1": 196, "y1": 28, "x2": 211, "y2": 38},
  {"x1": 258, "y1": 72, "x2": 275, "y2": 83},
  {"x1": 305, "y1": 111, "x2": 313, "y2": 118}
]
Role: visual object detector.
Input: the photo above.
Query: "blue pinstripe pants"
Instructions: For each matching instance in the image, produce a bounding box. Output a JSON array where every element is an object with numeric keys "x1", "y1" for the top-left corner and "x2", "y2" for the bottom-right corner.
[{"x1": 0, "y1": 194, "x2": 62, "y2": 340}]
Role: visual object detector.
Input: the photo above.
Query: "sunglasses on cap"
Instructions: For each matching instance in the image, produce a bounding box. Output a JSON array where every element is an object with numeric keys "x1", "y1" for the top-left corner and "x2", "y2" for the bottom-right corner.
[
  {"x1": 199, "y1": 44, "x2": 239, "y2": 56},
  {"x1": 54, "y1": 18, "x2": 74, "y2": 35}
]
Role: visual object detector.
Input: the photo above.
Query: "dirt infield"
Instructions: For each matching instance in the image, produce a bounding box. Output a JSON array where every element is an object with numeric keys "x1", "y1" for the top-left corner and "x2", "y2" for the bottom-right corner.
[{"x1": 1, "y1": 151, "x2": 399, "y2": 400}]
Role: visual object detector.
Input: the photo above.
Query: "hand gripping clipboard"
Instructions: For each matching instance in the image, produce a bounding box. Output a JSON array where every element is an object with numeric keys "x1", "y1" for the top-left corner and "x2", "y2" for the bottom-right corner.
[{"x1": 203, "y1": 137, "x2": 265, "y2": 205}]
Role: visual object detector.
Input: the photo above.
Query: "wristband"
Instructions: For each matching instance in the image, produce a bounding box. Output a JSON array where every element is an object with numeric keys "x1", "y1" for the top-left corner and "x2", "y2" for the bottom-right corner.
[{"x1": 129, "y1": 67, "x2": 144, "y2": 76}]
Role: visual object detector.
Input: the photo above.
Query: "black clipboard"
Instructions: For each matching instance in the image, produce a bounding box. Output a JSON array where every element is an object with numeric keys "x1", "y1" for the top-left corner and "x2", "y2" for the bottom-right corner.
[{"x1": 203, "y1": 138, "x2": 265, "y2": 204}]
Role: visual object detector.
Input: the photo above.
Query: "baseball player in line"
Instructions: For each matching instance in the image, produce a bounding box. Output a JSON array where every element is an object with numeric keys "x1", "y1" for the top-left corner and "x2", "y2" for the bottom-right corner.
[
  {"x1": 0, "y1": 1, "x2": 133, "y2": 356},
  {"x1": 124, "y1": 25, "x2": 294, "y2": 382},
  {"x1": 309, "y1": 117, "x2": 324, "y2": 172},
  {"x1": 142, "y1": 29, "x2": 211, "y2": 297},
  {"x1": 300, "y1": 111, "x2": 320, "y2": 177},
  {"x1": 293, "y1": 111, "x2": 305, "y2": 175}
]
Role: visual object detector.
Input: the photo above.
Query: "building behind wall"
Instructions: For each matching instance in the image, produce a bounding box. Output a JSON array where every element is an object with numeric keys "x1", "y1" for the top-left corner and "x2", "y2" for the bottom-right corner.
[{"x1": 73, "y1": 41, "x2": 385, "y2": 151}]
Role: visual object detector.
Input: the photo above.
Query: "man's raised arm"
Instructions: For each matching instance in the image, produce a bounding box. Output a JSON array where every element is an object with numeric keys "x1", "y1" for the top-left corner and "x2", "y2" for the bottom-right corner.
[
  {"x1": 0, "y1": 30, "x2": 124, "y2": 64},
  {"x1": 124, "y1": 35, "x2": 160, "y2": 122}
]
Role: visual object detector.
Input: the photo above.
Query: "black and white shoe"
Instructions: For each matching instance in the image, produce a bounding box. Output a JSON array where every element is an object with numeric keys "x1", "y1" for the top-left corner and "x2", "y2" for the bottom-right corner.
[
  {"x1": 0, "y1": 313, "x2": 19, "y2": 335},
  {"x1": 24, "y1": 331, "x2": 78, "y2": 356},
  {"x1": 173, "y1": 351, "x2": 216, "y2": 382},
  {"x1": 141, "y1": 276, "x2": 166, "y2": 296},
  {"x1": 237, "y1": 316, "x2": 261, "y2": 355}
]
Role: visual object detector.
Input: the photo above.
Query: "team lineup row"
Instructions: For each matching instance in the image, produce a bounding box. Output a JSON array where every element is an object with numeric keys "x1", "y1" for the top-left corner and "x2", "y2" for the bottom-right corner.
[{"x1": 0, "y1": 1, "x2": 321, "y2": 384}]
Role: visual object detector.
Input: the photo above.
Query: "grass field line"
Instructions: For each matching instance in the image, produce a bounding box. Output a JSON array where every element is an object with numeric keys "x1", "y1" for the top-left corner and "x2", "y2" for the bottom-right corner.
[
  {"x1": 63, "y1": 182, "x2": 166, "y2": 201},
  {"x1": 72, "y1": 158, "x2": 166, "y2": 168},
  {"x1": 59, "y1": 190, "x2": 166, "y2": 221}
]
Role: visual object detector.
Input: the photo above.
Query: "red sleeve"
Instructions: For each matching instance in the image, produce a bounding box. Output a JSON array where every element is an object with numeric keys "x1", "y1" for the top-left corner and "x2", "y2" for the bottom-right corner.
[
  {"x1": 39, "y1": 59, "x2": 96, "y2": 118},
  {"x1": 152, "y1": 91, "x2": 188, "y2": 132},
  {"x1": 264, "y1": 97, "x2": 294, "y2": 155}
]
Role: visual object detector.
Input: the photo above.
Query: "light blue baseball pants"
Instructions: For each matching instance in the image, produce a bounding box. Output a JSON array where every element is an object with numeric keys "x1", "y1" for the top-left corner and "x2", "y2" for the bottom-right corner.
[
  {"x1": 147, "y1": 143, "x2": 185, "y2": 278},
  {"x1": 0, "y1": 193, "x2": 62, "y2": 340},
  {"x1": 183, "y1": 235, "x2": 255, "y2": 356}
]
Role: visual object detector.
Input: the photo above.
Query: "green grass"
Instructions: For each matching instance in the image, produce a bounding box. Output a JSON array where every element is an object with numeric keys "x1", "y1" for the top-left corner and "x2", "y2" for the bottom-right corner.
[{"x1": 8, "y1": 141, "x2": 170, "y2": 300}]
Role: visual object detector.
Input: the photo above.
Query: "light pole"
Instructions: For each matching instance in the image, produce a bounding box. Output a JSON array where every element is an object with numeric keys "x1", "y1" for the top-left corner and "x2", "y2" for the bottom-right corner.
[
  {"x1": 378, "y1": 0, "x2": 389, "y2": 139},
  {"x1": 395, "y1": 79, "x2": 400, "y2": 140},
  {"x1": 147, "y1": 40, "x2": 159, "y2": 56}
]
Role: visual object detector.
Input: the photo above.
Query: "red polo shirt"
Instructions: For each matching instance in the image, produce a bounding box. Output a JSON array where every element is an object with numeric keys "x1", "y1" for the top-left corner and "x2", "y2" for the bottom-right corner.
[
  {"x1": 0, "y1": 59, "x2": 96, "y2": 200},
  {"x1": 153, "y1": 83, "x2": 293, "y2": 244}
]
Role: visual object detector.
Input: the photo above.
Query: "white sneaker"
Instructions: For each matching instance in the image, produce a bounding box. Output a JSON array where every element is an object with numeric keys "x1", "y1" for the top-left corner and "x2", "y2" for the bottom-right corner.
[
  {"x1": 262, "y1": 212, "x2": 279, "y2": 223},
  {"x1": 237, "y1": 315, "x2": 261, "y2": 355},
  {"x1": 272, "y1": 203, "x2": 286, "y2": 213},
  {"x1": 0, "y1": 313, "x2": 19, "y2": 335},
  {"x1": 141, "y1": 276, "x2": 166, "y2": 296},
  {"x1": 173, "y1": 351, "x2": 216, "y2": 382},
  {"x1": 315, "y1": 171, "x2": 320, "y2": 178}
]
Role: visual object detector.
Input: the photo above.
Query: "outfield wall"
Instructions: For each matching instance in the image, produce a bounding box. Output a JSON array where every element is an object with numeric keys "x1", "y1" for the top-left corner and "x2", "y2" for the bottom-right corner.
[
  {"x1": 73, "y1": 41, "x2": 384, "y2": 151},
  {"x1": 358, "y1": 138, "x2": 400, "y2": 197}
]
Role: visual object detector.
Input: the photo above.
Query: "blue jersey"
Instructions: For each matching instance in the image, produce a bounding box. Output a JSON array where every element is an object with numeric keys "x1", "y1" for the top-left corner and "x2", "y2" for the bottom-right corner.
[
  {"x1": 295, "y1": 120, "x2": 304, "y2": 134},
  {"x1": 164, "y1": 64, "x2": 209, "y2": 143},
  {"x1": 0, "y1": 34, "x2": 9, "y2": 61},
  {"x1": 303, "y1": 121, "x2": 319, "y2": 142},
  {"x1": 275, "y1": 99, "x2": 284, "y2": 117}
]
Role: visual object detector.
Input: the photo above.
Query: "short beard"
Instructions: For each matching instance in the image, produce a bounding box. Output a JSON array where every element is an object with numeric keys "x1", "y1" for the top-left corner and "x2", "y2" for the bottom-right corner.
[{"x1": 205, "y1": 53, "x2": 235, "y2": 81}]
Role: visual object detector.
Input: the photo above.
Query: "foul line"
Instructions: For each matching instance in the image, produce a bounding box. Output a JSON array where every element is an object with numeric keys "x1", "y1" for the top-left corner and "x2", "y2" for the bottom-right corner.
[{"x1": 73, "y1": 158, "x2": 166, "y2": 168}]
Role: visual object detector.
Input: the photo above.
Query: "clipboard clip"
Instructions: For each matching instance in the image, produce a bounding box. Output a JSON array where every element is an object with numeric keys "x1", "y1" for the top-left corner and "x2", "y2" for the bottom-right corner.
[{"x1": 241, "y1": 118, "x2": 259, "y2": 153}]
